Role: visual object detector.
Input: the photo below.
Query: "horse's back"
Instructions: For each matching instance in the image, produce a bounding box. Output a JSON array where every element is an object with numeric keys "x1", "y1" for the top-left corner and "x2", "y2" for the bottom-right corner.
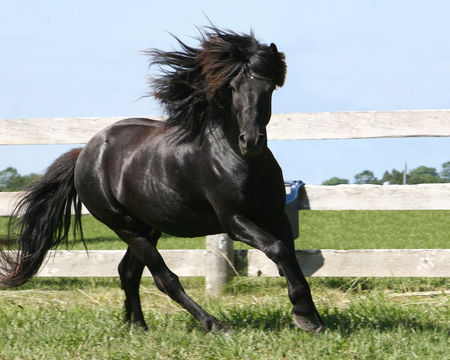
[
  {"x1": 101, "y1": 117, "x2": 166, "y2": 142},
  {"x1": 74, "y1": 117, "x2": 166, "y2": 213},
  {"x1": 80, "y1": 117, "x2": 168, "y2": 159},
  {"x1": 111, "y1": 117, "x2": 166, "y2": 127}
]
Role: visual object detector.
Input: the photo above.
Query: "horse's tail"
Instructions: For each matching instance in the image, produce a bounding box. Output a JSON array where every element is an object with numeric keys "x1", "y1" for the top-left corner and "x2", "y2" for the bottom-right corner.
[{"x1": 0, "y1": 148, "x2": 85, "y2": 288}]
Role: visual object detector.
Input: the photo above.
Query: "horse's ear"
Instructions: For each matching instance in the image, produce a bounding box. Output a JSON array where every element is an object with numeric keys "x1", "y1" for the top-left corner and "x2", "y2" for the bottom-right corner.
[
  {"x1": 269, "y1": 43, "x2": 278, "y2": 54},
  {"x1": 230, "y1": 44, "x2": 243, "y2": 60}
]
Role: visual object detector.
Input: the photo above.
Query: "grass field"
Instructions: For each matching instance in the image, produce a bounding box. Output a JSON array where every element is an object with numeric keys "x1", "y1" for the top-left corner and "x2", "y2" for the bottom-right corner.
[
  {"x1": 1, "y1": 277, "x2": 450, "y2": 359},
  {"x1": 2, "y1": 210, "x2": 448, "y2": 250},
  {"x1": 1, "y1": 210, "x2": 449, "y2": 359}
]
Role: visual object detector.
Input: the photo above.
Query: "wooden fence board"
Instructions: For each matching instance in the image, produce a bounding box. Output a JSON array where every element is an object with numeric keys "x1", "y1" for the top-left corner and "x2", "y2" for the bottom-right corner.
[
  {"x1": 2, "y1": 183, "x2": 450, "y2": 216},
  {"x1": 245, "y1": 249, "x2": 450, "y2": 278},
  {"x1": 0, "y1": 192, "x2": 19, "y2": 216},
  {"x1": 0, "y1": 117, "x2": 164, "y2": 145},
  {"x1": 30, "y1": 249, "x2": 450, "y2": 278},
  {"x1": 268, "y1": 110, "x2": 450, "y2": 140},
  {"x1": 304, "y1": 184, "x2": 450, "y2": 210},
  {"x1": 0, "y1": 192, "x2": 90, "y2": 216},
  {"x1": 36, "y1": 250, "x2": 207, "y2": 277},
  {"x1": 2, "y1": 109, "x2": 450, "y2": 145}
]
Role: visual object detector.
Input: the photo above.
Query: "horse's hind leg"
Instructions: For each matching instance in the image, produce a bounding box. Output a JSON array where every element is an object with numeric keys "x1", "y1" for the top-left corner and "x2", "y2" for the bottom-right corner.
[
  {"x1": 119, "y1": 243, "x2": 159, "y2": 330},
  {"x1": 114, "y1": 225, "x2": 228, "y2": 333}
]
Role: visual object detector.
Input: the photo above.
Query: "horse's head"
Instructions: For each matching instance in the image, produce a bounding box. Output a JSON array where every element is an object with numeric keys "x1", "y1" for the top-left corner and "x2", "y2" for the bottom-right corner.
[
  {"x1": 228, "y1": 43, "x2": 286, "y2": 158},
  {"x1": 230, "y1": 68, "x2": 276, "y2": 158},
  {"x1": 146, "y1": 27, "x2": 286, "y2": 154}
]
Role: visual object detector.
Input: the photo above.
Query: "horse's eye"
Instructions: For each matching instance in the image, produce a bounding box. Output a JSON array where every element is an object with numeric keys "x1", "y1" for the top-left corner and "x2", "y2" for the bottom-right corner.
[{"x1": 230, "y1": 86, "x2": 236, "y2": 93}]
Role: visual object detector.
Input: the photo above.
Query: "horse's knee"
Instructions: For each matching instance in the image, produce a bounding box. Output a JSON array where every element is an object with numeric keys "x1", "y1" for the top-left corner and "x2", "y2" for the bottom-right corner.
[
  {"x1": 265, "y1": 240, "x2": 289, "y2": 262},
  {"x1": 154, "y1": 271, "x2": 181, "y2": 296},
  {"x1": 118, "y1": 259, "x2": 142, "y2": 291}
]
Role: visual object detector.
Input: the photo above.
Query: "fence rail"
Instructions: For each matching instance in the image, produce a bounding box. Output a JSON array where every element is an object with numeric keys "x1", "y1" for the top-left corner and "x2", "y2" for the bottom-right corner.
[
  {"x1": 2, "y1": 183, "x2": 450, "y2": 216},
  {"x1": 1, "y1": 109, "x2": 450, "y2": 145},
  {"x1": 19, "y1": 249, "x2": 450, "y2": 278},
  {"x1": 1, "y1": 110, "x2": 449, "y2": 282}
]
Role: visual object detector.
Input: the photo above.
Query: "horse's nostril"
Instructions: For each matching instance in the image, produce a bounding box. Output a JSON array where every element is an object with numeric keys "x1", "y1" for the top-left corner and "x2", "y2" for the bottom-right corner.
[
  {"x1": 239, "y1": 134, "x2": 265, "y2": 148},
  {"x1": 238, "y1": 133, "x2": 266, "y2": 157},
  {"x1": 239, "y1": 134, "x2": 247, "y2": 146},
  {"x1": 255, "y1": 134, "x2": 265, "y2": 147}
]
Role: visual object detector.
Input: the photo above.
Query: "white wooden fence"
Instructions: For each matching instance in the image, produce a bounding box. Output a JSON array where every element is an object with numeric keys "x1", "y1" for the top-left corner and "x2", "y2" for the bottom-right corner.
[{"x1": 1, "y1": 110, "x2": 450, "y2": 285}]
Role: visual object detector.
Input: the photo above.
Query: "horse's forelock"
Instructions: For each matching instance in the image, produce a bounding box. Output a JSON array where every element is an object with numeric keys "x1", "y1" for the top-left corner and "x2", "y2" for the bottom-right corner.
[
  {"x1": 199, "y1": 31, "x2": 286, "y2": 94},
  {"x1": 248, "y1": 47, "x2": 287, "y2": 88}
]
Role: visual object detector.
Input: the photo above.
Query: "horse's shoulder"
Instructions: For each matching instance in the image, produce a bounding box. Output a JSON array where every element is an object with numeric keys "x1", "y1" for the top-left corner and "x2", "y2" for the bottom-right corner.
[
  {"x1": 98, "y1": 117, "x2": 167, "y2": 139},
  {"x1": 110, "y1": 117, "x2": 166, "y2": 128}
]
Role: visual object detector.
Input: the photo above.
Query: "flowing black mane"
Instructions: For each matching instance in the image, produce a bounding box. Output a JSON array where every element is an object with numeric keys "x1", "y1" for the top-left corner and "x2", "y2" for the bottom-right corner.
[{"x1": 144, "y1": 26, "x2": 287, "y2": 138}]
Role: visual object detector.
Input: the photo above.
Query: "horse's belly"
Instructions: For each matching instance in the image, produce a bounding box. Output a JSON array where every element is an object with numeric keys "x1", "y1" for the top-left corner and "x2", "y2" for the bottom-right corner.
[{"x1": 133, "y1": 203, "x2": 225, "y2": 238}]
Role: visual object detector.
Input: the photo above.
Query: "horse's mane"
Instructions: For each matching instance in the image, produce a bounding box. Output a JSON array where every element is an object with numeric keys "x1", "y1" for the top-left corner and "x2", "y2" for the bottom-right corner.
[{"x1": 144, "y1": 26, "x2": 287, "y2": 139}]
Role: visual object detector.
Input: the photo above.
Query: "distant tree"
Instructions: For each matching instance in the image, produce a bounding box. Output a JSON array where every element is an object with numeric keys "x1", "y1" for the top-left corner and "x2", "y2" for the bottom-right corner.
[
  {"x1": 380, "y1": 170, "x2": 391, "y2": 184},
  {"x1": 441, "y1": 161, "x2": 450, "y2": 182},
  {"x1": 0, "y1": 167, "x2": 41, "y2": 191},
  {"x1": 380, "y1": 169, "x2": 405, "y2": 185},
  {"x1": 8, "y1": 173, "x2": 41, "y2": 191},
  {"x1": 0, "y1": 167, "x2": 19, "y2": 191},
  {"x1": 408, "y1": 166, "x2": 444, "y2": 184},
  {"x1": 322, "y1": 177, "x2": 349, "y2": 186},
  {"x1": 323, "y1": 162, "x2": 450, "y2": 187},
  {"x1": 354, "y1": 170, "x2": 381, "y2": 184}
]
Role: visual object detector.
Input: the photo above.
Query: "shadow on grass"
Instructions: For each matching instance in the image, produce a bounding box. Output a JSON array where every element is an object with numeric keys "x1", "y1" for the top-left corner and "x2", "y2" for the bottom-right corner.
[
  {"x1": 161, "y1": 306, "x2": 448, "y2": 336},
  {"x1": 217, "y1": 307, "x2": 295, "y2": 332},
  {"x1": 205, "y1": 306, "x2": 450, "y2": 336},
  {"x1": 320, "y1": 309, "x2": 450, "y2": 336},
  {"x1": 173, "y1": 292, "x2": 450, "y2": 336}
]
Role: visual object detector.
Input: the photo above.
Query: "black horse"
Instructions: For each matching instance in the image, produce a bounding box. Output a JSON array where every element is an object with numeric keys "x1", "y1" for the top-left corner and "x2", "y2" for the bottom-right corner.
[{"x1": 0, "y1": 26, "x2": 324, "y2": 333}]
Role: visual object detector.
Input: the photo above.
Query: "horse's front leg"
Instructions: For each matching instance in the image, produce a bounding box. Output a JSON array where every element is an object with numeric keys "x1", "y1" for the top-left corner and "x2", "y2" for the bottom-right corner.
[{"x1": 229, "y1": 215, "x2": 325, "y2": 333}]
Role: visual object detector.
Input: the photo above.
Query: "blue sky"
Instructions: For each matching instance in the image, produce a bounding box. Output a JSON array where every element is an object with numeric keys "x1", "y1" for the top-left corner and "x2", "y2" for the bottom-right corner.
[{"x1": 1, "y1": 0, "x2": 449, "y2": 184}]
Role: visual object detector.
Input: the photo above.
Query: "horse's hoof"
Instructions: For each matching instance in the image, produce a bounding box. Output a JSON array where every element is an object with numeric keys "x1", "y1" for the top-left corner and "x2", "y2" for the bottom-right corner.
[
  {"x1": 293, "y1": 313, "x2": 325, "y2": 333},
  {"x1": 211, "y1": 323, "x2": 234, "y2": 336}
]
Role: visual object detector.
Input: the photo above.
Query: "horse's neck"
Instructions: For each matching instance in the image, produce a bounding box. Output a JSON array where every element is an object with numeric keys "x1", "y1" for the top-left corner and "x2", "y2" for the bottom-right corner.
[
  {"x1": 204, "y1": 118, "x2": 269, "y2": 173},
  {"x1": 204, "y1": 116, "x2": 240, "y2": 153},
  {"x1": 204, "y1": 107, "x2": 270, "y2": 171}
]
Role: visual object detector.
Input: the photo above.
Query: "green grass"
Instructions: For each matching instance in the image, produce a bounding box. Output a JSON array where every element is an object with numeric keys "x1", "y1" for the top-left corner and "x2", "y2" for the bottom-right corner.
[
  {"x1": 296, "y1": 210, "x2": 450, "y2": 250},
  {"x1": 0, "y1": 216, "x2": 205, "y2": 250},
  {"x1": 1, "y1": 277, "x2": 450, "y2": 359},
  {"x1": 2, "y1": 210, "x2": 449, "y2": 250},
  {"x1": 1, "y1": 212, "x2": 450, "y2": 358}
]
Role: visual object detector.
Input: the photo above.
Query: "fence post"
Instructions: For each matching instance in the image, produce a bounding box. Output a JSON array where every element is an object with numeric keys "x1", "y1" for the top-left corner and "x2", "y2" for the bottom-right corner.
[{"x1": 205, "y1": 233, "x2": 234, "y2": 296}]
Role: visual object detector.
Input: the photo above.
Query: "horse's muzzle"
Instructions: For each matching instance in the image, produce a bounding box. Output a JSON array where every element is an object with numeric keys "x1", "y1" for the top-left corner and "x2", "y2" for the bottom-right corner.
[{"x1": 239, "y1": 133, "x2": 266, "y2": 157}]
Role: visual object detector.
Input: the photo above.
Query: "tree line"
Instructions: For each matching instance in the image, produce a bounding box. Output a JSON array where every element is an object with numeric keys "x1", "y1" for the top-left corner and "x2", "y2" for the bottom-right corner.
[
  {"x1": 0, "y1": 167, "x2": 41, "y2": 192},
  {"x1": 322, "y1": 161, "x2": 450, "y2": 185}
]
